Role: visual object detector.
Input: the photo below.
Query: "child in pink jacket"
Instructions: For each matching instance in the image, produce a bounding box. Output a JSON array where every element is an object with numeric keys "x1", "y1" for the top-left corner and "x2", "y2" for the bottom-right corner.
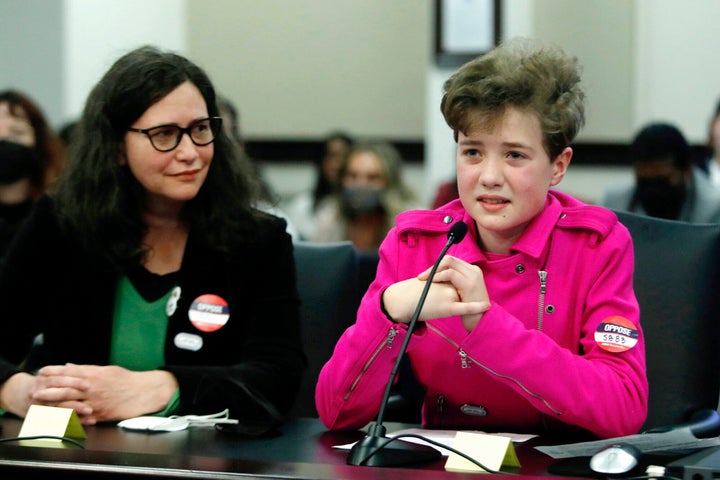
[{"x1": 315, "y1": 37, "x2": 647, "y2": 439}]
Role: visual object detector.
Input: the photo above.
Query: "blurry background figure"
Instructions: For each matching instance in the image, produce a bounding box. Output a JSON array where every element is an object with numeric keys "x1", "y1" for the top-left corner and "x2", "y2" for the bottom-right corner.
[
  {"x1": 282, "y1": 131, "x2": 353, "y2": 240},
  {"x1": 0, "y1": 90, "x2": 63, "y2": 255},
  {"x1": 602, "y1": 122, "x2": 720, "y2": 223},
  {"x1": 216, "y1": 95, "x2": 299, "y2": 238},
  {"x1": 57, "y1": 120, "x2": 80, "y2": 173},
  {"x1": 695, "y1": 99, "x2": 720, "y2": 188},
  {"x1": 58, "y1": 120, "x2": 79, "y2": 151},
  {"x1": 313, "y1": 140, "x2": 419, "y2": 252},
  {"x1": 431, "y1": 176, "x2": 459, "y2": 209}
]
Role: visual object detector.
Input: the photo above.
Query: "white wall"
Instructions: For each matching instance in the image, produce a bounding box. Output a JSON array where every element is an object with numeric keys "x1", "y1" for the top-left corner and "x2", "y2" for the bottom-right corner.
[
  {"x1": 61, "y1": 0, "x2": 188, "y2": 125},
  {"x1": 1, "y1": 0, "x2": 716, "y2": 207},
  {"x1": 0, "y1": 0, "x2": 64, "y2": 127},
  {"x1": 634, "y1": 0, "x2": 719, "y2": 141},
  {"x1": 186, "y1": 0, "x2": 429, "y2": 141}
]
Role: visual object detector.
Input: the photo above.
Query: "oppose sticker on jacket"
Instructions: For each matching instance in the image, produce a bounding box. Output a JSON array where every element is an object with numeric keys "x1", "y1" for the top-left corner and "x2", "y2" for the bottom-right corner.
[
  {"x1": 594, "y1": 316, "x2": 638, "y2": 352},
  {"x1": 188, "y1": 294, "x2": 230, "y2": 332}
]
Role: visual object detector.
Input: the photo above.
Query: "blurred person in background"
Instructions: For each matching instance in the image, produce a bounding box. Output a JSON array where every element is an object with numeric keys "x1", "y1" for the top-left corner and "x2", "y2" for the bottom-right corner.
[
  {"x1": 602, "y1": 122, "x2": 720, "y2": 223},
  {"x1": 58, "y1": 119, "x2": 79, "y2": 151},
  {"x1": 313, "y1": 140, "x2": 419, "y2": 252},
  {"x1": 695, "y1": 98, "x2": 720, "y2": 188},
  {"x1": 431, "y1": 176, "x2": 459, "y2": 209},
  {"x1": 217, "y1": 95, "x2": 298, "y2": 238},
  {"x1": 283, "y1": 131, "x2": 353, "y2": 240},
  {"x1": 0, "y1": 90, "x2": 64, "y2": 255}
]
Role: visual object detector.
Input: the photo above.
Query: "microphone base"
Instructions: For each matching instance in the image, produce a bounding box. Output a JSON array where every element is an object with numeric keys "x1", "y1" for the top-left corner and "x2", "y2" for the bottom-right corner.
[{"x1": 347, "y1": 430, "x2": 442, "y2": 467}]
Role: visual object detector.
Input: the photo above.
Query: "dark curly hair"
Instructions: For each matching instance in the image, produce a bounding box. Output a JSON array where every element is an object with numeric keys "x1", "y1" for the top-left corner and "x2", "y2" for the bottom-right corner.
[
  {"x1": 52, "y1": 45, "x2": 260, "y2": 268},
  {"x1": 440, "y1": 37, "x2": 586, "y2": 160}
]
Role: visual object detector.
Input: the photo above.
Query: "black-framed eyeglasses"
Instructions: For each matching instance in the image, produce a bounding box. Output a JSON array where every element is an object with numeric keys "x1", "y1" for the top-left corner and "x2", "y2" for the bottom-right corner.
[{"x1": 127, "y1": 116, "x2": 223, "y2": 152}]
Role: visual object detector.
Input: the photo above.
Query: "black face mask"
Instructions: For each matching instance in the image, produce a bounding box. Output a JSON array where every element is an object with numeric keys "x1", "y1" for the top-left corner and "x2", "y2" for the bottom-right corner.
[
  {"x1": 340, "y1": 186, "x2": 385, "y2": 219},
  {"x1": 0, "y1": 140, "x2": 40, "y2": 185},
  {"x1": 634, "y1": 177, "x2": 686, "y2": 220}
]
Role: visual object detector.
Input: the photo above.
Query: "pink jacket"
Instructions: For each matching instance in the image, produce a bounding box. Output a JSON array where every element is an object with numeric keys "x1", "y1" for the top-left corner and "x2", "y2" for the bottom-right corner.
[{"x1": 315, "y1": 191, "x2": 648, "y2": 439}]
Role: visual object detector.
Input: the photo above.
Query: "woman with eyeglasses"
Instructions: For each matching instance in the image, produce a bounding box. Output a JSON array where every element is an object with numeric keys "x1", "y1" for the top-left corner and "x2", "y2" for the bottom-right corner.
[{"x1": 0, "y1": 45, "x2": 306, "y2": 431}]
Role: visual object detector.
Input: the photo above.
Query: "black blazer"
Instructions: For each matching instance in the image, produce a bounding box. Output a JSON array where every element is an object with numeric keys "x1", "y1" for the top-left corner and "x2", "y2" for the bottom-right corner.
[{"x1": 0, "y1": 196, "x2": 306, "y2": 427}]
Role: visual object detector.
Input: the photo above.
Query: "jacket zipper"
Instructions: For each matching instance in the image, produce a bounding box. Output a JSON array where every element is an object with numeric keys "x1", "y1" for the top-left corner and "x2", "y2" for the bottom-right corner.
[
  {"x1": 459, "y1": 348, "x2": 469, "y2": 368},
  {"x1": 437, "y1": 394, "x2": 445, "y2": 425},
  {"x1": 537, "y1": 270, "x2": 547, "y2": 331},
  {"x1": 343, "y1": 326, "x2": 398, "y2": 400},
  {"x1": 426, "y1": 322, "x2": 562, "y2": 415}
]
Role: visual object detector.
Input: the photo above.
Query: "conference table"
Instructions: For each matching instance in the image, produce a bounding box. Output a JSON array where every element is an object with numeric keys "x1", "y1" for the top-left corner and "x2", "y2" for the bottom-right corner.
[{"x1": 0, "y1": 415, "x2": 586, "y2": 479}]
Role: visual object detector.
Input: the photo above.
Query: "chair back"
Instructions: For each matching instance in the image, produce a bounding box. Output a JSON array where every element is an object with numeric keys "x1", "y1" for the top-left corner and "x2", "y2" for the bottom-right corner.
[
  {"x1": 291, "y1": 241, "x2": 359, "y2": 418},
  {"x1": 614, "y1": 210, "x2": 720, "y2": 430}
]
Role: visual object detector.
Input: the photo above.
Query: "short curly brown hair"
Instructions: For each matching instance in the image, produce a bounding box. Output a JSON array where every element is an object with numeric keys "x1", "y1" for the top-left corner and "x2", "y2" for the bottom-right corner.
[{"x1": 440, "y1": 37, "x2": 585, "y2": 160}]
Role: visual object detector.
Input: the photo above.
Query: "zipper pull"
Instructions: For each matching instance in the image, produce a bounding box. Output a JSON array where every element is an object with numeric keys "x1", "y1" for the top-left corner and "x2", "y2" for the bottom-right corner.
[
  {"x1": 386, "y1": 327, "x2": 397, "y2": 348},
  {"x1": 459, "y1": 348, "x2": 469, "y2": 368},
  {"x1": 538, "y1": 270, "x2": 547, "y2": 294},
  {"x1": 537, "y1": 270, "x2": 548, "y2": 331},
  {"x1": 436, "y1": 394, "x2": 446, "y2": 427}
]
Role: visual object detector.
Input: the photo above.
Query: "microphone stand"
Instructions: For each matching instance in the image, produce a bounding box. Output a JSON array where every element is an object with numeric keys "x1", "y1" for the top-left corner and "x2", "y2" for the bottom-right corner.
[{"x1": 347, "y1": 222, "x2": 467, "y2": 467}]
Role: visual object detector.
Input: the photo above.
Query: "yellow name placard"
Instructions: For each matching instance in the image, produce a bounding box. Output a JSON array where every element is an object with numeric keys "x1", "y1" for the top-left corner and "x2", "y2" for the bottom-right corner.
[
  {"x1": 445, "y1": 431, "x2": 521, "y2": 473},
  {"x1": 18, "y1": 405, "x2": 86, "y2": 446}
]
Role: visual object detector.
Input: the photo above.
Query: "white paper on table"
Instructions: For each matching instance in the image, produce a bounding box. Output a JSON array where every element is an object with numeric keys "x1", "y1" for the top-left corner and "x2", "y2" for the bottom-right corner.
[{"x1": 333, "y1": 428, "x2": 537, "y2": 456}]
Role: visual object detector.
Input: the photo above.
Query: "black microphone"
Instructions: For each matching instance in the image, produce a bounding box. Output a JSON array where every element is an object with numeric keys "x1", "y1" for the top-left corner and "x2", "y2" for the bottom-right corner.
[{"x1": 347, "y1": 221, "x2": 468, "y2": 467}]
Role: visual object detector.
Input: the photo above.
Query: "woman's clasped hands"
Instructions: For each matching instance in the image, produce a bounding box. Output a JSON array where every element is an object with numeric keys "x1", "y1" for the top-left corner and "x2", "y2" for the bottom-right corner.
[{"x1": 0, "y1": 363, "x2": 177, "y2": 425}]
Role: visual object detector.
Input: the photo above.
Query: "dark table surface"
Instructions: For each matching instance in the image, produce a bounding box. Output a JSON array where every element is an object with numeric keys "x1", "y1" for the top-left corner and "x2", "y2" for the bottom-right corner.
[{"x1": 0, "y1": 415, "x2": 587, "y2": 479}]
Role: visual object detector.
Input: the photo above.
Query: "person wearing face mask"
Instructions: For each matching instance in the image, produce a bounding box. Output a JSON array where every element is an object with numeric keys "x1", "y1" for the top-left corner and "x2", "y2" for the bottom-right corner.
[
  {"x1": 0, "y1": 90, "x2": 64, "y2": 255},
  {"x1": 601, "y1": 122, "x2": 720, "y2": 223},
  {"x1": 282, "y1": 131, "x2": 354, "y2": 241},
  {"x1": 312, "y1": 141, "x2": 419, "y2": 252}
]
